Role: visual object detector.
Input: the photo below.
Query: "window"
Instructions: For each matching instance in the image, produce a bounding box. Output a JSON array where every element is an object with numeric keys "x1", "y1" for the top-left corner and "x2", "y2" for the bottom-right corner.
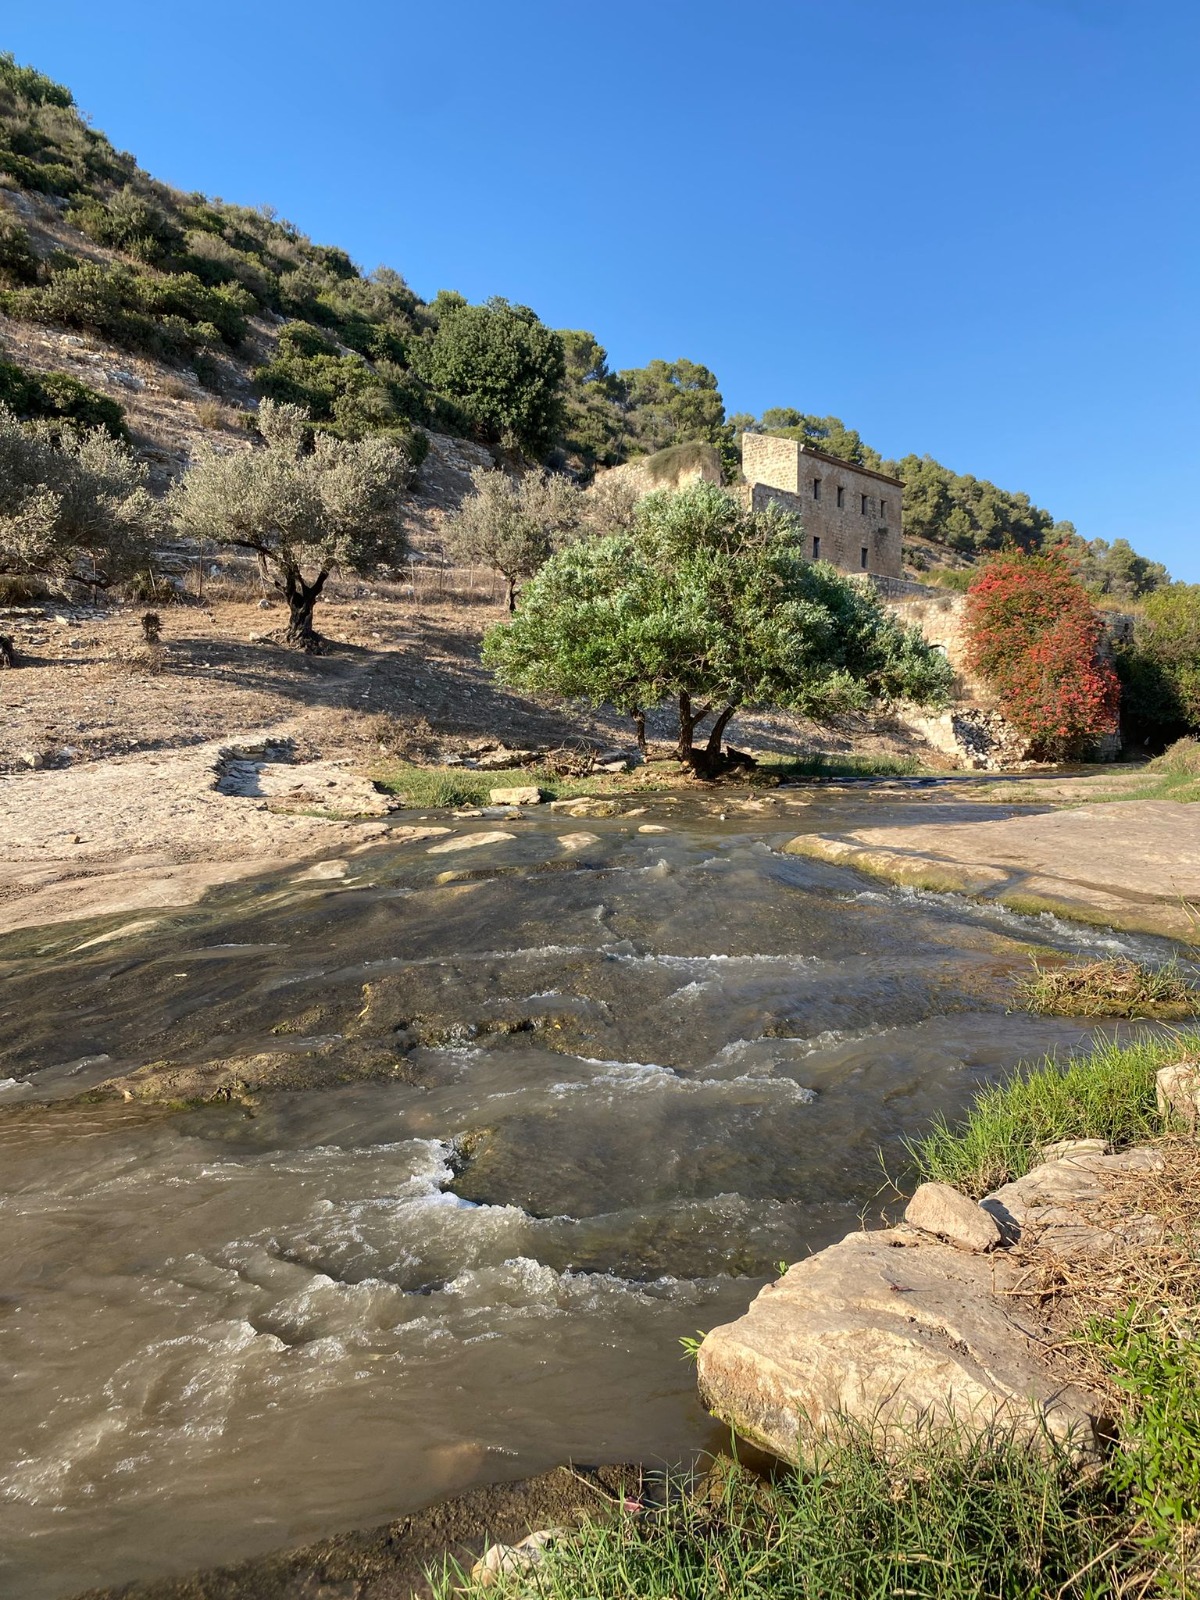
[
  {"x1": 860, "y1": 547, "x2": 869, "y2": 570},
  {"x1": 860, "y1": 494, "x2": 869, "y2": 515},
  {"x1": 836, "y1": 485, "x2": 844, "y2": 508},
  {"x1": 812, "y1": 478, "x2": 821, "y2": 500},
  {"x1": 880, "y1": 499, "x2": 887, "y2": 520},
  {"x1": 812, "y1": 535, "x2": 820, "y2": 559}
]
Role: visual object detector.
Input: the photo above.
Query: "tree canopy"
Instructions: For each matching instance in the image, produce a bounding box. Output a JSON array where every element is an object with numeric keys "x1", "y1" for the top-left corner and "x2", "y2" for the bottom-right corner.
[
  {"x1": 444, "y1": 466, "x2": 584, "y2": 611},
  {"x1": 1115, "y1": 583, "x2": 1200, "y2": 748},
  {"x1": 171, "y1": 400, "x2": 411, "y2": 647},
  {"x1": 418, "y1": 297, "x2": 565, "y2": 457},
  {"x1": 483, "y1": 481, "x2": 953, "y2": 772},
  {"x1": 0, "y1": 406, "x2": 157, "y2": 591}
]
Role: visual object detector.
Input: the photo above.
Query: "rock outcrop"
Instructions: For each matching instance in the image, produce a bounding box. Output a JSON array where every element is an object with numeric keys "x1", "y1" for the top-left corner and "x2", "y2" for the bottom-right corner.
[{"x1": 695, "y1": 1146, "x2": 1167, "y2": 1465}]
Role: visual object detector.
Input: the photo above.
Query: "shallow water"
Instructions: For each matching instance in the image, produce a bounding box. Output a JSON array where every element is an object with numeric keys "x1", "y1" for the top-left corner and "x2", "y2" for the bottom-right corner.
[{"x1": 0, "y1": 793, "x2": 1177, "y2": 1597}]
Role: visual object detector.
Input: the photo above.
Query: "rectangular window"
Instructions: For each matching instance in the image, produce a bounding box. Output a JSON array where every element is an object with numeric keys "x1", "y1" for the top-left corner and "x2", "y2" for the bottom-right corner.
[
  {"x1": 812, "y1": 478, "x2": 821, "y2": 500},
  {"x1": 860, "y1": 547, "x2": 869, "y2": 570},
  {"x1": 812, "y1": 535, "x2": 820, "y2": 559},
  {"x1": 880, "y1": 499, "x2": 887, "y2": 520},
  {"x1": 860, "y1": 494, "x2": 869, "y2": 515},
  {"x1": 836, "y1": 485, "x2": 844, "y2": 508}
]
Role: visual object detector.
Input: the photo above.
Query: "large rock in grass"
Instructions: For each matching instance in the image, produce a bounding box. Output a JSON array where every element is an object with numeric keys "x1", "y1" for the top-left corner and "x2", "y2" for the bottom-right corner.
[
  {"x1": 696, "y1": 1225, "x2": 1108, "y2": 1464},
  {"x1": 1156, "y1": 1061, "x2": 1200, "y2": 1130}
]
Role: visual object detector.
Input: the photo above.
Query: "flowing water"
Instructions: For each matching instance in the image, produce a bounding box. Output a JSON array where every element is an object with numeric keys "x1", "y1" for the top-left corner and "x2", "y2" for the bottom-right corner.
[{"x1": 0, "y1": 790, "x2": 1175, "y2": 1598}]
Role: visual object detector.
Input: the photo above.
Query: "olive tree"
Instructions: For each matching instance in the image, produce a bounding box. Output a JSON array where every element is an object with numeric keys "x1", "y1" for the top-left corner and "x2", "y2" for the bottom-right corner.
[
  {"x1": 172, "y1": 399, "x2": 411, "y2": 648},
  {"x1": 0, "y1": 405, "x2": 158, "y2": 592},
  {"x1": 444, "y1": 465, "x2": 585, "y2": 612},
  {"x1": 483, "y1": 481, "x2": 953, "y2": 773}
]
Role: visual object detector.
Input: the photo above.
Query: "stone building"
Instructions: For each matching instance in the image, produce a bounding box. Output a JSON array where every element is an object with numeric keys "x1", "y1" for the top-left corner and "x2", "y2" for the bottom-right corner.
[{"x1": 742, "y1": 434, "x2": 903, "y2": 579}]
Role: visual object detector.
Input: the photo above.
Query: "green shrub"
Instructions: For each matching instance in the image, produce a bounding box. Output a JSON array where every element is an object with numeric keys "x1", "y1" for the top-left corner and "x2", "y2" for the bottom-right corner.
[
  {"x1": 3, "y1": 259, "x2": 249, "y2": 359},
  {"x1": 0, "y1": 215, "x2": 39, "y2": 285},
  {"x1": 0, "y1": 358, "x2": 125, "y2": 437},
  {"x1": 68, "y1": 184, "x2": 183, "y2": 263}
]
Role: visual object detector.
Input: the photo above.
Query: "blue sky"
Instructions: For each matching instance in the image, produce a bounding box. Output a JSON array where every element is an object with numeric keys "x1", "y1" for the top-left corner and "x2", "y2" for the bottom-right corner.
[{"x1": 7, "y1": 0, "x2": 1199, "y2": 577}]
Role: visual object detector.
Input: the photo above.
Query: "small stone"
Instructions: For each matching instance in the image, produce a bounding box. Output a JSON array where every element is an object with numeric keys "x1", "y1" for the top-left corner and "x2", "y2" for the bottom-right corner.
[
  {"x1": 18, "y1": 749, "x2": 44, "y2": 769},
  {"x1": 256, "y1": 598, "x2": 273, "y2": 609},
  {"x1": 471, "y1": 1527, "x2": 563, "y2": 1589},
  {"x1": 1039, "y1": 1138, "x2": 1109, "y2": 1164},
  {"x1": 638, "y1": 824, "x2": 669, "y2": 834},
  {"x1": 489, "y1": 785, "x2": 542, "y2": 806},
  {"x1": 1156, "y1": 1061, "x2": 1200, "y2": 1131},
  {"x1": 559, "y1": 831, "x2": 600, "y2": 851},
  {"x1": 904, "y1": 1182, "x2": 1003, "y2": 1253}
]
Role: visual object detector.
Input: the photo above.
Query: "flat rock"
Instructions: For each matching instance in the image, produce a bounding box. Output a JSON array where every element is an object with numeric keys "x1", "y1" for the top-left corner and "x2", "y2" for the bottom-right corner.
[
  {"x1": 427, "y1": 831, "x2": 516, "y2": 855},
  {"x1": 904, "y1": 1181, "x2": 1002, "y2": 1252},
  {"x1": 489, "y1": 785, "x2": 542, "y2": 806},
  {"x1": 697, "y1": 1227, "x2": 1107, "y2": 1464},
  {"x1": 558, "y1": 831, "x2": 600, "y2": 851},
  {"x1": 1039, "y1": 1137, "x2": 1109, "y2": 1163},
  {"x1": 549, "y1": 796, "x2": 622, "y2": 818},
  {"x1": 982, "y1": 1147, "x2": 1165, "y2": 1252}
]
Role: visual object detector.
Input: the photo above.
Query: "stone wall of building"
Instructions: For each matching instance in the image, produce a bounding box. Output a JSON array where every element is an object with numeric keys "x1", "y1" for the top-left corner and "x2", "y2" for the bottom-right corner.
[{"x1": 742, "y1": 436, "x2": 903, "y2": 578}]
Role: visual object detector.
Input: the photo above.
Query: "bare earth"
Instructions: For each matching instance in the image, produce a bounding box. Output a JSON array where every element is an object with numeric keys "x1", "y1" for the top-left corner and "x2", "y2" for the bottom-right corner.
[
  {"x1": 786, "y1": 800, "x2": 1200, "y2": 941},
  {"x1": 0, "y1": 587, "x2": 934, "y2": 932}
]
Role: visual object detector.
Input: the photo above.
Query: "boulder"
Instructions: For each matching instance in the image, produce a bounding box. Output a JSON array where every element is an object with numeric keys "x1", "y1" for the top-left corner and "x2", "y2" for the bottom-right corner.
[
  {"x1": 696, "y1": 1228, "x2": 1107, "y2": 1465},
  {"x1": 1156, "y1": 1061, "x2": 1200, "y2": 1131},
  {"x1": 904, "y1": 1182, "x2": 1002, "y2": 1252},
  {"x1": 489, "y1": 785, "x2": 542, "y2": 806}
]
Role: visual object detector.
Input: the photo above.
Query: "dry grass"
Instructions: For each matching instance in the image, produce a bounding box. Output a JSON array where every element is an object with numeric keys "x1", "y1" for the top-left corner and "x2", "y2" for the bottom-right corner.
[
  {"x1": 1016, "y1": 958, "x2": 1200, "y2": 1019},
  {"x1": 195, "y1": 398, "x2": 228, "y2": 430}
]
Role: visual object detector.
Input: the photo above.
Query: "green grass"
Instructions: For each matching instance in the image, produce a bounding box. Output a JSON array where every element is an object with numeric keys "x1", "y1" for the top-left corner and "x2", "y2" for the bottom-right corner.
[
  {"x1": 436, "y1": 1428, "x2": 1137, "y2": 1599},
  {"x1": 1091, "y1": 1303, "x2": 1200, "y2": 1586},
  {"x1": 373, "y1": 754, "x2": 926, "y2": 810},
  {"x1": 372, "y1": 762, "x2": 665, "y2": 808},
  {"x1": 908, "y1": 1030, "x2": 1191, "y2": 1196},
  {"x1": 1016, "y1": 957, "x2": 1200, "y2": 1019},
  {"x1": 761, "y1": 752, "x2": 924, "y2": 780}
]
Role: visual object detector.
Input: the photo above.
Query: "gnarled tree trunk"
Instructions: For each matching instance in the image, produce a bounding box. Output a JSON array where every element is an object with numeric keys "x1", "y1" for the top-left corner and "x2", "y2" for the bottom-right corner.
[
  {"x1": 282, "y1": 568, "x2": 329, "y2": 652},
  {"x1": 631, "y1": 709, "x2": 647, "y2": 754},
  {"x1": 676, "y1": 691, "x2": 712, "y2": 763},
  {"x1": 680, "y1": 698, "x2": 741, "y2": 778},
  {"x1": 504, "y1": 573, "x2": 518, "y2": 614}
]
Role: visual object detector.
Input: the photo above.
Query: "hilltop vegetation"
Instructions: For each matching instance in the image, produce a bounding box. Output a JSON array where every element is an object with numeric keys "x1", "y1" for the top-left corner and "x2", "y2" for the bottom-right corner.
[{"x1": 0, "y1": 51, "x2": 1170, "y2": 603}]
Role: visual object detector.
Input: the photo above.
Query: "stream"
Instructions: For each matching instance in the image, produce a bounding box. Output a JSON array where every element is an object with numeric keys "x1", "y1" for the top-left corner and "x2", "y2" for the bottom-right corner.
[{"x1": 0, "y1": 789, "x2": 1176, "y2": 1598}]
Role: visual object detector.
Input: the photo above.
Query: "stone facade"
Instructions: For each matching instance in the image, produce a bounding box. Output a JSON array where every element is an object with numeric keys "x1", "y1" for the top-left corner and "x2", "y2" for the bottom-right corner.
[{"x1": 742, "y1": 435, "x2": 903, "y2": 578}]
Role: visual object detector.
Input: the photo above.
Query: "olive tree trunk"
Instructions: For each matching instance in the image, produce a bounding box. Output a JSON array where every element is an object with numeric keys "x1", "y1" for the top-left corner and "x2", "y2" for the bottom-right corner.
[
  {"x1": 676, "y1": 691, "x2": 712, "y2": 761},
  {"x1": 282, "y1": 568, "x2": 329, "y2": 651}
]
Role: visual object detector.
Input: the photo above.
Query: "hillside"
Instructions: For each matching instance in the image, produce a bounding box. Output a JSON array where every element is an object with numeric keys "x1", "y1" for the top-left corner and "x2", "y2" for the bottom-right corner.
[{"x1": 0, "y1": 50, "x2": 1173, "y2": 598}]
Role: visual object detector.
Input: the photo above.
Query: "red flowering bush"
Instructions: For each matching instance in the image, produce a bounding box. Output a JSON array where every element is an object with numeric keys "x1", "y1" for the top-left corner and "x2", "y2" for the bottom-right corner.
[{"x1": 963, "y1": 551, "x2": 1119, "y2": 758}]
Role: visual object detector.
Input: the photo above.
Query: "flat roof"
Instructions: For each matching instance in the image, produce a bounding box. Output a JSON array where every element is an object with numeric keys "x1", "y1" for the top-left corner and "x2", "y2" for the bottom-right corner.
[{"x1": 745, "y1": 435, "x2": 904, "y2": 488}]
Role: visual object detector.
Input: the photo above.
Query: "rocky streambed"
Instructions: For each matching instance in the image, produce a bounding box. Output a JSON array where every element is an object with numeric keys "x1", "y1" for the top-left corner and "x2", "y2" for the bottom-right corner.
[{"x1": 0, "y1": 789, "x2": 1187, "y2": 1599}]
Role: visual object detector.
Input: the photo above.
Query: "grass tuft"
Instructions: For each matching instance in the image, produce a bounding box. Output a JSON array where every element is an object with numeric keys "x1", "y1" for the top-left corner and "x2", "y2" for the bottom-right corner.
[
  {"x1": 437, "y1": 1429, "x2": 1136, "y2": 1599},
  {"x1": 908, "y1": 1030, "x2": 1192, "y2": 1196},
  {"x1": 1016, "y1": 957, "x2": 1200, "y2": 1019}
]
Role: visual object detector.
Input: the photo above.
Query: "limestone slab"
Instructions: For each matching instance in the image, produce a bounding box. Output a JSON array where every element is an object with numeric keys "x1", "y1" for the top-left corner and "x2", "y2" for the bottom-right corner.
[{"x1": 696, "y1": 1227, "x2": 1107, "y2": 1465}]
